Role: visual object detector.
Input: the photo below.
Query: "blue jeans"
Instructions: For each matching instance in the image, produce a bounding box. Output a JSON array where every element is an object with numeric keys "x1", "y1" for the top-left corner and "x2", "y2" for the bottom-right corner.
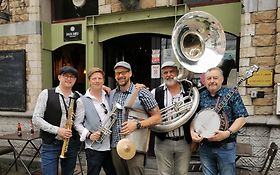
[
  {"x1": 41, "y1": 138, "x2": 80, "y2": 175},
  {"x1": 199, "y1": 142, "x2": 236, "y2": 175}
]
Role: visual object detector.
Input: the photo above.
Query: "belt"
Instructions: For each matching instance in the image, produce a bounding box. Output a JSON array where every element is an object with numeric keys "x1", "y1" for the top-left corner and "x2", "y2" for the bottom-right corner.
[
  {"x1": 203, "y1": 137, "x2": 236, "y2": 147},
  {"x1": 166, "y1": 136, "x2": 185, "y2": 141}
]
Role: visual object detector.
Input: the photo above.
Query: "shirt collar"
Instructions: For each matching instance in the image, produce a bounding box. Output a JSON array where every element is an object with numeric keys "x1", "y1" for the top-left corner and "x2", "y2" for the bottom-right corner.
[
  {"x1": 163, "y1": 82, "x2": 185, "y2": 94},
  {"x1": 116, "y1": 82, "x2": 134, "y2": 94},
  {"x1": 55, "y1": 86, "x2": 75, "y2": 97},
  {"x1": 85, "y1": 89, "x2": 107, "y2": 101},
  {"x1": 205, "y1": 86, "x2": 225, "y2": 98}
]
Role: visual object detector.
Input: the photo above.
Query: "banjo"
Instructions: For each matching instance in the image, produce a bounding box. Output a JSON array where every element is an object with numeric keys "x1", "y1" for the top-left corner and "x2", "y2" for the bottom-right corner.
[{"x1": 193, "y1": 65, "x2": 259, "y2": 138}]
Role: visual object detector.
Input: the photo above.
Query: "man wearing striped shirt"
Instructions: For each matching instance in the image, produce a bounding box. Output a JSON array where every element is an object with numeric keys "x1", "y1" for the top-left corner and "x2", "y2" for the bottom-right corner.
[{"x1": 152, "y1": 61, "x2": 192, "y2": 175}]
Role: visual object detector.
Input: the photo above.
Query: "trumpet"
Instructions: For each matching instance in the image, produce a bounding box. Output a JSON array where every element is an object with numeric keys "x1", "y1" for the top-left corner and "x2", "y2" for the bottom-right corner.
[
  {"x1": 60, "y1": 97, "x2": 75, "y2": 159},
  {"x1": 91, "y1": 103, "x2": 122, "y2": 145}
]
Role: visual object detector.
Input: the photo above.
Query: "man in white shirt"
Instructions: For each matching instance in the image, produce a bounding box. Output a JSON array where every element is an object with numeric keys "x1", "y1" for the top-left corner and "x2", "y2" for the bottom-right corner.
[{"x1": 74, "y1": 67, "x2": 116, "y2": 175}]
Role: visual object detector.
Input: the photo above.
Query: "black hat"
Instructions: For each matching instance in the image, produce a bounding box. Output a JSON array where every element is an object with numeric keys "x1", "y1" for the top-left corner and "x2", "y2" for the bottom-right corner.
[{"x1": 59, "y1": 66, "x2": 78, "y2": 78}]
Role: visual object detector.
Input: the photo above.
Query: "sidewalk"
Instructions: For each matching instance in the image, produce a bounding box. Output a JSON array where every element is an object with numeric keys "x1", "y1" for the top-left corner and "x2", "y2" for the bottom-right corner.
[{"x1": 0, "y1": 156, "x2": 203, "y2": 175}]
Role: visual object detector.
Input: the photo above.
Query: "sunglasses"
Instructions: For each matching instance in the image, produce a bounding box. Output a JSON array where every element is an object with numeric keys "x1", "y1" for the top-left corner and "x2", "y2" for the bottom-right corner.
[
  {"x1": 100, "y1": 103, "x2": 108, "y2": 115},
  {"x1": 114, "y1": 70, "x2": 129, "y2": 76}
]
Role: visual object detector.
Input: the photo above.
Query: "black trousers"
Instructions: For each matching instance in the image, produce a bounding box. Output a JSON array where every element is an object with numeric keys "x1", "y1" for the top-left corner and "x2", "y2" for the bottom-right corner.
[{"x1": 85, "y1": 149, "x2": 116, "y2": 175}]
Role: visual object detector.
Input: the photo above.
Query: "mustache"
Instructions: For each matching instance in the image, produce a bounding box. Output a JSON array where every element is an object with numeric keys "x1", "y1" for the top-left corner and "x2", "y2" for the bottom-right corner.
[
  {"x1": 166, "y1": 77, "x2": 175, "y2": 81},
  {"x1": 208, "y1": 82, "x2": 217, "y2": 86}
]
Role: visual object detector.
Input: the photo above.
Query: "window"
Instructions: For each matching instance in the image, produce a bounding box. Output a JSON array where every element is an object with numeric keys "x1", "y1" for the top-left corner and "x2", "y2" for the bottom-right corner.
[{"x1": 52, "y1": 0, "x2": 98, "y2": 21}]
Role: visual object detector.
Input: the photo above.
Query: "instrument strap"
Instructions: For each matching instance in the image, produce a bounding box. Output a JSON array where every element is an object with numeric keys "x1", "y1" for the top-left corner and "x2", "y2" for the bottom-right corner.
[
  {"x1": 60, "y1": 94, "x2": 75, "y2": 116},
  {"x1": 125, "y1": 88, "x2": 141, "y2": 120},
  {"x1": 214, "y1": 96, "x2": 220, "y2": 111},
  {"x1": 126, "y1": 88, "x2": 140, "y2": 108},
  {"x1": 60, "y1": 94, "x2": 69, "y2": 116}
]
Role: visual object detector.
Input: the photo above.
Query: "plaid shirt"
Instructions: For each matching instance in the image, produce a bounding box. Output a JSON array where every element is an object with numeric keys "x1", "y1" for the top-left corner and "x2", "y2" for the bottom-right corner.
[{"x1": 111, "y1": 83, "x2": 158, "y2": 148}]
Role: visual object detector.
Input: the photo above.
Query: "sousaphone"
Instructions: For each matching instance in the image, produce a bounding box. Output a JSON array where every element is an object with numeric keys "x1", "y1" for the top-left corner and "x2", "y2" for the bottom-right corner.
[{"x1": 151, "y1": 11, "x2": 226, "y2": 133}]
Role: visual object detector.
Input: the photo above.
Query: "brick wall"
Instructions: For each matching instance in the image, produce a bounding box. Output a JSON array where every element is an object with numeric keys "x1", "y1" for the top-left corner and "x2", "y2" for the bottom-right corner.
[
  {"x1": 239, "y1": 0, "x2": 280, "y2": 173},
  {"x1": 0, "y1": 0, "x2": 42, "y2": 113}
]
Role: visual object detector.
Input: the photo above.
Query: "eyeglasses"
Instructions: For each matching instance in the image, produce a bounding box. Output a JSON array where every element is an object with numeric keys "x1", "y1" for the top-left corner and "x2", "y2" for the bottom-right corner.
[
  {"x1": 115, "y1": 70, "x2": 129, "y2": 76},
  {"x1": 100, "y1": 103, "x2": 108, "y2": 114}
]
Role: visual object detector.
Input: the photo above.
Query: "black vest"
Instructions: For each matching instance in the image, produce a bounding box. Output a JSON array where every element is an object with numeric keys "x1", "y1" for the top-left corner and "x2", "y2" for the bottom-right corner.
[
  {"x1": 40, "y1": 89, "x2": 79, "y2": 144},
  {"x1": 154, "y1": 82, "x2": 192, "y2": 143}
]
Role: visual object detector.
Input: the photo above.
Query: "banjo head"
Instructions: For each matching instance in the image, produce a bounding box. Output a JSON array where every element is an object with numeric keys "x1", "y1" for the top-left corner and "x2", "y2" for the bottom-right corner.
[{"x1": 193, "y1": 109, "x2": 221, "y2": 138}]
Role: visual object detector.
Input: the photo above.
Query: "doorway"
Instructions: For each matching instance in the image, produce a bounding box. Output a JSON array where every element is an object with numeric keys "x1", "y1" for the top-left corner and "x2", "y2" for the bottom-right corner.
[
  {"x1": 52, "y1": 44, "x2": 86, "y2": 94},
  {"x1": 103, "y1": 33, "x2": 171, "y2": 89}
]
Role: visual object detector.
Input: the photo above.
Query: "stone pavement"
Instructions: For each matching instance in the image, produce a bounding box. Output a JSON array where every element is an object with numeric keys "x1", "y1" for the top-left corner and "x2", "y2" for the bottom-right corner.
[{"x1": 0, "y1": 156, "x2": 203, "y2": 175}]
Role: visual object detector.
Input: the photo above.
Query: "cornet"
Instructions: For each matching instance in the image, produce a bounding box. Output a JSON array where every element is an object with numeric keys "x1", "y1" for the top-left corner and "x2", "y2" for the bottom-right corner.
[{"x1": 91, "y1": 103, "x2": 122, "y2": 145}]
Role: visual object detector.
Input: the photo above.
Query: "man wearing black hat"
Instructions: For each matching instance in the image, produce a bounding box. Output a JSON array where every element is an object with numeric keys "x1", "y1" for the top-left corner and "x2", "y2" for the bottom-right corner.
[
  {"x1": 33, "y1": 66, "x2": 81, "y2": 175},
  {"x1": 110, "y1": 61, "x2": 161, "y2": 175}
]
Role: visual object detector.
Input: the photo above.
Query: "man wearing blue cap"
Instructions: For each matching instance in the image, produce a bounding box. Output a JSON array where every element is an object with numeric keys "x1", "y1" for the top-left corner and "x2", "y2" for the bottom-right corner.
[
  {"x1": 151, "y1": 61, "x2": 193, "y2": 175},
  {"x1": 110, "y1": 61, "x2": 161, "y2": 175},
  {"x1": 33, "y1": 66, "x2": 81, "y2": 175}
]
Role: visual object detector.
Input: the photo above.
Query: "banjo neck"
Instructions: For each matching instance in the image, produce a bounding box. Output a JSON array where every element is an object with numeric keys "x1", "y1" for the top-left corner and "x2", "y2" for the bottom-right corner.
[
  {"x1": 215, "y1": 65, "x2": 259, "y2": 113},
  {"x1": 215, "y1": 78, "x2": 244, "y2": 113}
]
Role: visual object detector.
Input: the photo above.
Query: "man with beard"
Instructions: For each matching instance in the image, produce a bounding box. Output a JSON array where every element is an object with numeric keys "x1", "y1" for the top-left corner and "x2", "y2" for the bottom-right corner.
[
  {"x1": 190, "y1": 67, "x2": 248, "y2": 175},
  {"x1": 151, "y1": 61, "x2": 193, "y2": 175},
  {"x1": 110, "y1": 61, "x2": 161, "y2": 175}
]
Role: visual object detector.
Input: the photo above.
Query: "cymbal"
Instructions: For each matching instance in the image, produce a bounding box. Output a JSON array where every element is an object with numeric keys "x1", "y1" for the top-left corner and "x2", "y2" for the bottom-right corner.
[{"x1": 116, "y1": 138, "x2": 136, "y2": 160}]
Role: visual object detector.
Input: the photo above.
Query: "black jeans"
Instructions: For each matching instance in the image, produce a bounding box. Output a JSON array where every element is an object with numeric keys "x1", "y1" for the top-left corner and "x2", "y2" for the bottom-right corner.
[{"x1": 85, "y1": 149, "x2": 116, "y2": 175}]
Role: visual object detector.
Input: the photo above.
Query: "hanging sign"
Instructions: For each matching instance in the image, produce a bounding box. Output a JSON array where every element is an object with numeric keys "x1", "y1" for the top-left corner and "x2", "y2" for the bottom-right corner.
[{"x1": 64, "y1": 24, "x2": 82, "y2": 42}]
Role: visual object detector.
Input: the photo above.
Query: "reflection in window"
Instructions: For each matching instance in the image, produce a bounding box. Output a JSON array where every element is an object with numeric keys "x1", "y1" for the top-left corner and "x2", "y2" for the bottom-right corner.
[
  {"x1": 52, "y1": 0, "x2": 98, "y2": 21},
  {"x1": 218, "y1": 32, "x2": 239, "y2": 86}
]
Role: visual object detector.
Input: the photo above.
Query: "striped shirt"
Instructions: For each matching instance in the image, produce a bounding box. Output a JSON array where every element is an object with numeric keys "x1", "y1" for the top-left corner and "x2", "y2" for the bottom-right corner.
[{"x1": 151, "y1": 83, "x2": 186, "y2": 138}]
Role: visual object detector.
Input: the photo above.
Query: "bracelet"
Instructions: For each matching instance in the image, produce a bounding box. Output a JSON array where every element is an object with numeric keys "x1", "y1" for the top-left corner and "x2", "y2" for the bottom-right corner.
[{"x1": 87, "y1": 131, "x2": 92, "y2": 139}]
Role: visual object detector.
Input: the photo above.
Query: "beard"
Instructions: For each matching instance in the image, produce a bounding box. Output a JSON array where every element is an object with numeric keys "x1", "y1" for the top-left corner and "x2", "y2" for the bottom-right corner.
[
  {"x1": 165, "y1": 78, "x2": 177, "y2": 86},
  {"x1": 117, "y1": 77, "x2": 129, "y2": 87}
]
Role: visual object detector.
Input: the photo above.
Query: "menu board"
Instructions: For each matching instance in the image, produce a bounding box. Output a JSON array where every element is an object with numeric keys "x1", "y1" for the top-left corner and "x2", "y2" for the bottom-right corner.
[{"x1": 0, "y1": 50, "x2": 26, "y2": 111}]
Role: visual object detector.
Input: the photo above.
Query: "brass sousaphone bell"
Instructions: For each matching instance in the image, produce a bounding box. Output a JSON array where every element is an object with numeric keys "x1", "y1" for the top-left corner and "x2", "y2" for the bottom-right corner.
[
  {"x1": 172, "y1": 11, "x2": 226, "y2": 73},
  {"x1": 152, "y1": 11, "x2": 226, "y2": 133}
]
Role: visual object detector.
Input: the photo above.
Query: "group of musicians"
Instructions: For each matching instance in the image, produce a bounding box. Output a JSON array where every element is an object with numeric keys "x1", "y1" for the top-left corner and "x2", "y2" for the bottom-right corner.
[{"x1": 32, "y1": 60, "x2": 248, "y2": 175}]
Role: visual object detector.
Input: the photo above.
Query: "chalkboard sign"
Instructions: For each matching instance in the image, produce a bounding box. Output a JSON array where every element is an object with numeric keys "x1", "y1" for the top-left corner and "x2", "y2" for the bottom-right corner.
[{"x1": 0, "y1": 50, "x2": 26, "y2": 111}]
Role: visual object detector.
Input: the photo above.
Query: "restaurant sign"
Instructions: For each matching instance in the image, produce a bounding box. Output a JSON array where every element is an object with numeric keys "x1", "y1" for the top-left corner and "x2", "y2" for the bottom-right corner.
[{"x1": 64, "y1": 24, "x2": 82, "y2": 42}]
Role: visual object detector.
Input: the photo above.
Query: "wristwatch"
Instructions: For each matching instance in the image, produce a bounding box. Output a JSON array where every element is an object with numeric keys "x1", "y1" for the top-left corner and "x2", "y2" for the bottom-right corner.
[{"x1": 136, "y1": 121, "x2": 141, "y2": 129}]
